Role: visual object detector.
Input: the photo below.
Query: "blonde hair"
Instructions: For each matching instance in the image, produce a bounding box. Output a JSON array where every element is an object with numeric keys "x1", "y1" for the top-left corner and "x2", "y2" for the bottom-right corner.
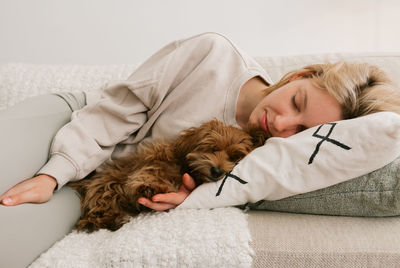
[{"x1": 266, "y1": 61, "x2": 400, "y2": 119}]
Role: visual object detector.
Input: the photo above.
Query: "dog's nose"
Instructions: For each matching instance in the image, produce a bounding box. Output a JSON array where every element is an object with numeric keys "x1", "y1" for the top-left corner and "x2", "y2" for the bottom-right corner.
[{"x1": 210, "y1": 167, "x2": 224, "y2": 179}]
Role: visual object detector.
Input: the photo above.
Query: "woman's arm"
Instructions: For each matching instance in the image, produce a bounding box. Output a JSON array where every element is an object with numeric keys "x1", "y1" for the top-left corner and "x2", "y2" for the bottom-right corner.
[
  {"x1": 2, "y1": 33, "x2": 224, "y2": 206},
  {"x1": 0, "y1": 172, "x2": 196, "y2": 207},
  {"x1": 38, "y1": 34, "x2": 219, "y2": 190}
]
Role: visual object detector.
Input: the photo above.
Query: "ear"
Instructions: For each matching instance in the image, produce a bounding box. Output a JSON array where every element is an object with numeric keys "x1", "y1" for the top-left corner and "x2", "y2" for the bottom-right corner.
[
  {"x1": 173, "y1": 119, "x2": 222, "y2": 160},
  {"x1": 173, "y1": 125, "x2": 204, "y2": 160}
]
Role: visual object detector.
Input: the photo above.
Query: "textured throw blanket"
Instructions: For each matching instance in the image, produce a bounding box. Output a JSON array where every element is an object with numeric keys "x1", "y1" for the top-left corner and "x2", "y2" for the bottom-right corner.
[
  {"x1": 1, "y1": 63, "x2": 253, "y2": 268},
  {"x1": 30, "y1": 208, "x2": 253, "y2": 268},
  {"x1": 0, "y1": 63, "x2": 138, "y2": 110}
]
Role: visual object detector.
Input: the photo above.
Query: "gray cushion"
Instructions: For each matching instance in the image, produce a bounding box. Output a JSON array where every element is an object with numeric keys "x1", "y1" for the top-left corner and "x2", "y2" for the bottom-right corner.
[{"x1": 246, "y1": 156, "x2": 400, "y2": 216}]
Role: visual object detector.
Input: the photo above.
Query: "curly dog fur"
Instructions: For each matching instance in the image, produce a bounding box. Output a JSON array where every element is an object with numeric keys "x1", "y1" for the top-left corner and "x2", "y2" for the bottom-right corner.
[{"x1": 68, "y1": 120, "x2": 267, "y2": 232}]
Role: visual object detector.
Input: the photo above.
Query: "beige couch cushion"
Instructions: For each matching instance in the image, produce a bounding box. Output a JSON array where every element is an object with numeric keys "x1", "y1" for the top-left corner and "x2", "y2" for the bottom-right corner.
[{"x1": 248, "y1": 211, "x2": 400, "y2": 267}]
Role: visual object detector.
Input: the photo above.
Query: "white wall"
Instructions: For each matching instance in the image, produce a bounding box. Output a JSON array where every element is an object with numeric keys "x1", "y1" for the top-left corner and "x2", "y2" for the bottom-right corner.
[{"x1": 0, "y1": 0, "x2": 399, "y2": 64}]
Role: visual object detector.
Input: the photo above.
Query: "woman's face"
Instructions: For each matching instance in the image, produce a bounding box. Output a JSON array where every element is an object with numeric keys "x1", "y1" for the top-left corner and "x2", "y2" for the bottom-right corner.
[{"x1": 248, "y1": 78, "x2": 343, "y2": 138}]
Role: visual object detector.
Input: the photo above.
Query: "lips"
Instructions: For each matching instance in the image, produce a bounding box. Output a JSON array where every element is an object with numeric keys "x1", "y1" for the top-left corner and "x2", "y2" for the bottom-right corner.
[{"x1": 260, "y1": 112, "x2": 269, "y2": 135}]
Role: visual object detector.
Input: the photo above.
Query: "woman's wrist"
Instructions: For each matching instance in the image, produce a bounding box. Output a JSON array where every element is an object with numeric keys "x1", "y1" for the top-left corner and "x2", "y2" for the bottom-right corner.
[{"x1": 38, "y1": 174, "x2": 58, "y2": 191}]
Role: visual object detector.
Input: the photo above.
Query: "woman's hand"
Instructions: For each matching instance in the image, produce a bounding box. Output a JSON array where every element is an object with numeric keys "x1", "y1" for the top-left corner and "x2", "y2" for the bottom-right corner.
[
  {"x1": 0, "y1": 174, "x2": 57, "y2": 206},
  {"x1": 138, "y1": 173, "x2": 196, "y2": 211}
]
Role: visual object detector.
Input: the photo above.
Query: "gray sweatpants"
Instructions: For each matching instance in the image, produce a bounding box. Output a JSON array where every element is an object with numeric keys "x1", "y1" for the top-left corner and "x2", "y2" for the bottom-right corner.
[{"x1": 0, "y1": 93, "x2": 86, "y2": 268}]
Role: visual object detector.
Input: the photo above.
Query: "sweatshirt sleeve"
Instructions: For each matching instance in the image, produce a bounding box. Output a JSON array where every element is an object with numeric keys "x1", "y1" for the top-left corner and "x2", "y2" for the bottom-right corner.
[{"x1": 38, "y1": 32, "x2": 229, "y2": 189}]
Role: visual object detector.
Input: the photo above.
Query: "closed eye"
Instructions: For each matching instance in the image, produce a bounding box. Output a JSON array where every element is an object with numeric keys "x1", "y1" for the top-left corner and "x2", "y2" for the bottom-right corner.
[
  {"x1": 228, "y1": 147, "x2": 250, "y2": 162},
  {"x1": 292, "y1": 94, "x2": 299, "y2": 111},
  {"x1": 229, "y1": 154, "x2": 242, "y2": 162}
]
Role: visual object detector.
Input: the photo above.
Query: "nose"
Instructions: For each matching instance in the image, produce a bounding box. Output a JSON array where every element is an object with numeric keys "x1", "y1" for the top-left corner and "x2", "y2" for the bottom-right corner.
[
  {"x1": 273, "y1": 115, "x2": 298, "y2": 138},
  {"x1": 210, "y1": 166, "x2": 224, "y2": 180}
]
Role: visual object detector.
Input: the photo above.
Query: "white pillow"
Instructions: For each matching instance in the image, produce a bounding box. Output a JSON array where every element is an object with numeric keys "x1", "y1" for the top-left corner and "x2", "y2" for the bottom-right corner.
[{"x1": 178, "y1": 112, "x2": 400, "y2": 209}]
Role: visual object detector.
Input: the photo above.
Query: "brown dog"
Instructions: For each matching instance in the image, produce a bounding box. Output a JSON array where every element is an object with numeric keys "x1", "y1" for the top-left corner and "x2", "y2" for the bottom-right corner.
[{"x1": 68, "y1": 120, "x2": 267, "y2": 232}]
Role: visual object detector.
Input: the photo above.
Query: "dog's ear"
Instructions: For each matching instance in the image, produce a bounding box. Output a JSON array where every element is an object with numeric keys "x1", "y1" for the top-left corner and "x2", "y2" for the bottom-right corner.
[
  {"x1": 173, "y1": 120, "x2": 222, "y2": 159},
  {"x1": 173, "y1": 125, "x2": 204, "y2": 160}
]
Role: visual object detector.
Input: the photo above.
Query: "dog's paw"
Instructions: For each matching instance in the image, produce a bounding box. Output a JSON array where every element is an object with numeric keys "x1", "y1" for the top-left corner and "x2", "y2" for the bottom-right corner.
[{"x1": 136, "y1": 184, "x2": 170, "y2": 199}]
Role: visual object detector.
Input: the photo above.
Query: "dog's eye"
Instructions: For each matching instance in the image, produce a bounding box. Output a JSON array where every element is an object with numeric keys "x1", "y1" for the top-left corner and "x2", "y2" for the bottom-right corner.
[
  {"x1": 211, "y1": 145, "x2": 221, "y2": 152},
  {"x1": 227, "y1": 144, "x2": 253, "y2": 162},
  {"x1": 228, "y1": 153, "x2": 244, "y2": 162},
  {"x1": 229, "y1": 156, "x2": 238, "y2": 162}
]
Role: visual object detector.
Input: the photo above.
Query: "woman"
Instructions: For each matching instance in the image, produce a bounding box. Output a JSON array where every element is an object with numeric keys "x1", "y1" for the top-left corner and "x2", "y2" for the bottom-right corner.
[{"x1": 1, "y1": 32, "x2": 400, "y2": 210}]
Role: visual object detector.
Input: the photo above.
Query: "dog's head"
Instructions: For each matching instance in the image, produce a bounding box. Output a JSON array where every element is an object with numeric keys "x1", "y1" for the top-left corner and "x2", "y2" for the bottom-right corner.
[{"x1": 174, "y1": 120, "x2": 267, "y2": 184}]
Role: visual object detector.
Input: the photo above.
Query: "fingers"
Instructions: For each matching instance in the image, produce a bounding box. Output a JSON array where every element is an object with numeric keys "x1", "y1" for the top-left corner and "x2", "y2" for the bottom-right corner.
[
  {"x1": 0, "y1": 192, "x2": 9, "y2": 203},
  {"x1": 138, "y1": 173, "x2": 197, "y2": 211},
  {"x1": 1, "y1": 190, "x2": 39, "y2": 206},
  {"x1": 182, "y1": 173, "x2": 196, "y2": 191},
  {"x1": 0, "y1": 180, "x2": 34, "y2": 205},
  {"x1": 138, "y1": 197, "x2": 177, "y2": 211},
  {"x1": 137, "y1": 193, "x2": 181, "y2": 211},
  {"x1": 151, "y1": 191, "x2": 186, "y2": 204},
  {"x1": 0, "y1": 175, "x2": 57, "y2": 206},
  {"x1": 0, "y1": 179, "x2": 33, "y2": 200}
]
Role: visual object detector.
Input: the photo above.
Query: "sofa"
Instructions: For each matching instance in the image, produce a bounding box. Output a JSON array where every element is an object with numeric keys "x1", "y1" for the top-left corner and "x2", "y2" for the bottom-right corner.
[{"x1": 1, "y1": 52, "x2": 400, "y2": 267}]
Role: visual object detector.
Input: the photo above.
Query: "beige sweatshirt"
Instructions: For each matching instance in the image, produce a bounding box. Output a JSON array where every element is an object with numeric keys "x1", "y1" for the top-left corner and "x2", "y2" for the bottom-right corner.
[{"x1": 38, "y1": 32, "x2": 273, "y2": 189}]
